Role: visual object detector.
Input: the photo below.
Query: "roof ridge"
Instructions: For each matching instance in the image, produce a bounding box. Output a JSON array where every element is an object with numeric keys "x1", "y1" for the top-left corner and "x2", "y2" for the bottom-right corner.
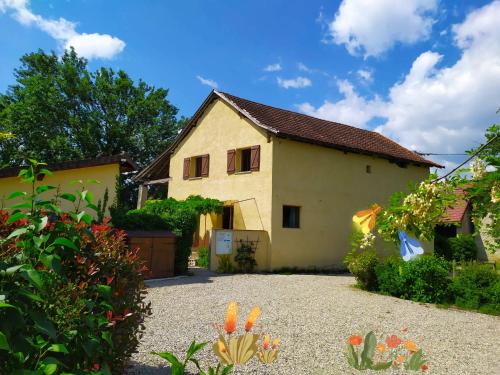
[{"x1": 220, "y1": 91, "x2": 378, "y2": 136}]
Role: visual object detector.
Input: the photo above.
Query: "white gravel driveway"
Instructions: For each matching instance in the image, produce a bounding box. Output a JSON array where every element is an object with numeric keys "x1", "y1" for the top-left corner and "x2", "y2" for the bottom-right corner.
[{"x1": 127, "y1": 269, "x2": 499, "y2": 375}]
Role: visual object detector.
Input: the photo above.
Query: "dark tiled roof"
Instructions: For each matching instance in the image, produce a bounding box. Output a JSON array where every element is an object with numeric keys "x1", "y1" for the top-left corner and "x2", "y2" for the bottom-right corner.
[
  {"x1": 0, "y1": 154, "x2": 137, "y2": 178},
  {"x1": 220, "y1": 92, "x2": 442, "y2": 168}
]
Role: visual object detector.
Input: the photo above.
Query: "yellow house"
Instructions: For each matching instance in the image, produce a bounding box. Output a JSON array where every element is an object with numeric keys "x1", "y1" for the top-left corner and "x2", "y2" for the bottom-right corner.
[
  {"x1": 135, "y1": 91, "x2": 441, "y2": 271},
  {"x1": 0, "y1": 155, "x2": 136, "y2": 216}
]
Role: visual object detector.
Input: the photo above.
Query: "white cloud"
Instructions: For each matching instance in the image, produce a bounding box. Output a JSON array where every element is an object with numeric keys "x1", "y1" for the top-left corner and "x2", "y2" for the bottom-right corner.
[
  {"x1": 263, "y1": 63, "x2": 282, "y2": 72},
  {"x1": 297, "y1": 79, "x2": 383, "y2": 127},
  {"x1": 0, "y1": 0, "x2": 125, "y2": 60},
  {"x1": 357, "y1": 68, "x2": 373, "y2": 83},
  {"x1": 329, "y1": 0, "x2": 438, "y2": 57},
  {"x1": 277, "y1": 76, "x2": 311, "y2": 89},
  {"x1": 196, "y1": 75, "x2": 219, "y2": 89},
  {"x1": 297, "y1": 62, "x2": 312, "y2": 73},
  {"x1": 300, "y1": 1, "x2": 500, "y2": 170}
]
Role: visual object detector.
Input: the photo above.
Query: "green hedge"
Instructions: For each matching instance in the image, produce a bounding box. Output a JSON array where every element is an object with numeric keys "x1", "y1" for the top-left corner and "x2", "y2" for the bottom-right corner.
[
  {"x1": 364, "y1": 253, "x2": 500, "y2": 314},
  {"x1": 435, "y1": 233, "x2": 477, "y2": 261},
  {"x1": 111, "y1": 196, "x2": 222, "y2": 274}
]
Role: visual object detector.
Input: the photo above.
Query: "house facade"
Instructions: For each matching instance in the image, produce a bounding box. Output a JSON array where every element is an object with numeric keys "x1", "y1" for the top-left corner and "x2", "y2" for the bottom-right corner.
[{"x1": 136, "y1": 91, "x2": 440, "y2": 271}]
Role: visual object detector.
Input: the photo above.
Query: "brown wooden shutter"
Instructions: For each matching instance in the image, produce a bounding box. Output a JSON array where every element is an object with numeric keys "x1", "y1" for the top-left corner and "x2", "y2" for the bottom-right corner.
[
  {"x1": 201, "y1": 154, "x2": 210, "y2": 177},
  {"x1": 250, "y1": 145, "x2": 260, "y2": 171},
  {"x1": 183, "y1": 158, "x2": 190, "y2": 180},
  {"x1": 227, "y1": 149, "x2": 236, "y2": 174}
]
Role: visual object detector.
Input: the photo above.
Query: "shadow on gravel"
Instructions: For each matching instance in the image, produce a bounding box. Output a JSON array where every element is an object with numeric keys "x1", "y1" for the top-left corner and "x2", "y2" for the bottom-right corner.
[
  {"x1": 145, "y1": 268, "x2": 220, "y2": 288},
  {"x1": 126, "y1": 362, "x2": 197, "y2": 375}
]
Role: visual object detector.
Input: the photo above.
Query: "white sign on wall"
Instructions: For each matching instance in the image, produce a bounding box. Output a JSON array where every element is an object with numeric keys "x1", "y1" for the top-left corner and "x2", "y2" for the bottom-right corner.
[{"x1": 215, "y1": 230, "x2": 233, "y2": 255}]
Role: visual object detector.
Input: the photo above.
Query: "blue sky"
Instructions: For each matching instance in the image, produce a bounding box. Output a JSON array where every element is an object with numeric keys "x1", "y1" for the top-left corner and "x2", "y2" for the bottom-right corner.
[{"x1": 1, "y1": 0, "x2": 499, "y2": 170}]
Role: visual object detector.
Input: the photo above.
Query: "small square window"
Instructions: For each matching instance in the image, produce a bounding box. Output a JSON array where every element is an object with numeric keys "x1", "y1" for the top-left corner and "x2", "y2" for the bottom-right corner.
[
  {"x1": 366, "y1": 165, "x2": 372, "y2": 174},
  {"x1": 283, "y1": 205, "x2": 300, "y2": 228}
]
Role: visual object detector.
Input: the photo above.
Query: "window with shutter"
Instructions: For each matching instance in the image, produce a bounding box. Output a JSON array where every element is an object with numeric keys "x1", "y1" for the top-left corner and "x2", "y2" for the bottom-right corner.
[
  {"x1": 183, "y1": 158, "x2": 190, "y2": 180},
  {"x1": 227, "y1": 149, "x2": 236, "y2": 174},
  {"x1": 250, "y1": 145, "x2": 260, "y2": 171}
]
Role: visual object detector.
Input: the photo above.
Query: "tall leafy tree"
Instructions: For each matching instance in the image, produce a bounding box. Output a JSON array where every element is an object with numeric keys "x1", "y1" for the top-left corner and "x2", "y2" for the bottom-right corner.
[{"x1": 0, "y1": 49, "x2": 183, "y2": 169}]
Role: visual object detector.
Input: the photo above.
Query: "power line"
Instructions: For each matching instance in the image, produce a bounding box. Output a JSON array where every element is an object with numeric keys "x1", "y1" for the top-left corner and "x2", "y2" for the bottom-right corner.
[
  {"x1": 431, "y1": 133, "x2": 499, "y2": 183},
  {"x1": 415, "y1": 152, "x2": 467, "y2": 156}
]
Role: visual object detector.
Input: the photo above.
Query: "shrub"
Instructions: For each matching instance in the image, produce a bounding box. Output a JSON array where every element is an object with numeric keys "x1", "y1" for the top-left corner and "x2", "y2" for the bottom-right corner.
[
  {"x1": 217, "y1": 255, "x2": 235, "y2": 273},
  {"x1": 0, "y1": 163, "x2": 151, "y2": 374},
  {"x1": 374, "y1": 256, "x2": 404, "y2": 297},
  {"x1": 451, "y1": 263, "x2": 500, "y2": 314},
  {"x1": 399, "y1": 256, "x2": 452, "y2": 303},
  {"x1": 448, "y1": 234, "x2": 477, "y2": 261},
  {"x1": 435, "y1": 233, "x2": 477, "y2": 261},
  {"x1": 197, "y1": 247, "x2": 210, "y2": 268},
  {"x1": 344, "y1": 250, "x2": 380, "y2": 291},
  {"x1": 234, "y1": 240, "x2": 257, "y2": 273},
  {"x1": 111, "y1": 196, "x2": 222, "y2": 274}
]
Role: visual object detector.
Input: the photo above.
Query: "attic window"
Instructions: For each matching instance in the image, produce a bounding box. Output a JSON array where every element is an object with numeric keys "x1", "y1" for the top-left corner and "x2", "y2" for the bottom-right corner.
[
  {"x1": 239, "y1": 148, "x2": 252, "y2": 172},
  {"x1": 366, "y1": 165, "x2": 372, "y2": 174}
]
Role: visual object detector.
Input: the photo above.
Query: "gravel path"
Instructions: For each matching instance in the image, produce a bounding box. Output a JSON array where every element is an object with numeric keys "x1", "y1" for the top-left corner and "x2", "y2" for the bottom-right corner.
[{"x1": 127, "y1": 269, "x2": 499, "y2": 375}]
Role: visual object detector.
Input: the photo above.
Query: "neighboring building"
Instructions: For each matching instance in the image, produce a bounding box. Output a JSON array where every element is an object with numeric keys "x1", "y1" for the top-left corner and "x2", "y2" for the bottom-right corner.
[
  {"x1": 0, "y1": 155, "x2": 136, "y2": 216},
  {"x1": 438, "y1": 188, "x2": 499, "y2": 262},
  {"x1": 136, "y1": 91, "x2": 441, "y2": 271}
]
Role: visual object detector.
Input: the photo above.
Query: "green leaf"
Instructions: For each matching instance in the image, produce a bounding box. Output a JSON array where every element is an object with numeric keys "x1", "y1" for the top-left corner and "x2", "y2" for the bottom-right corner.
[
  {"x1": 31, "y1": 312, "x2": 57, "y2": 340},
  {"x1": 0, "y1": 331, "x2": 10, "y2": 351},
  {"x1": 370, "y1": 361, "x2": 393, "y2": 370},
  {"x1": 40, "y1": 254, "x2": 61, "y2": 274},
  {"x1": 35, "y1": 216, "x2": 49, "y2": 232},
  {"x1": 36, "y1": 185, "x2": 56, "y2": 194},
  {"x1": 221, "y1": 365, "x2": 233, "y2": 375},
  {"x1": 80, "y1": 213, "x2": 92, "y2": 226},
  {"x1": 186, "y1": 340, "x2": 208, "y2": 360},
  {"x1": 360, "y1": 331, "x2": 376, "y2": 369},
  {"x1": 86, "y1": 179, "x2": 101, "y2": 184},
  {"x1": 7, "y1": 191, "x2": 26, "y2": 200},
  {"x1": 47, "y1": 343, "x2": 68, "y2": 354},
  {"x1": 38, "y1": 168, "x2": 53, "y2": 176},
  {"x1": 84, "y1": 191, "x2": 94, "y2": 204},
  {"x1": 7, "y1": 202, "x2": 32, "y2": 210},
  {"x1": 58, "y1": 193, "x2": 76, "y2": 203},
  {"x1": 21, "y1": 269, "x2": 44, "y2": 290},
  {"x1": 97, "y1": 285, "x2": 112, "y2": 301},
  {"x1": 6, "y1": 227, "x2": 28, "y2": 239},
  {"x1": 53, "y1": 237, "x2": 78, "y2": 251},
  {"x1": 6, "y1": 212, "x2": 27, "y2": 224},
  {"x1": 17, "y1": 288, "x2": 44, "y2": 303},
  {"x1": 43, "y1": 363, "x2": 57, "y2": 375},
  {"x1": 346, "y1": 344, "x2": 359, "y2": 369},
  {"x1": 5, "y1": 265, "x2": 23, "y2": 274},
  {"x1": 102, "y1": 331, "x2": 113, "y2": 347},
  {"x1": 152, "y1": 351, "x2": 181, "y2": 367},
  {"x1": 407, "y1": 349, "x2": 426, "y2": 371}
]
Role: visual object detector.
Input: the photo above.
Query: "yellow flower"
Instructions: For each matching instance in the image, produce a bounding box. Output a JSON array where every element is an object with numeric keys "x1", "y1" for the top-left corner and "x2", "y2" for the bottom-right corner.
[
  {"x1": 405, "y1": 340, "x2": 417, "y2": 352},
  {"x1": 225, "y1": 301, "x2": 238, "y2": 334},
  {"x1": 245, "y1": 306, "x2": 261, "y2": 332},
  {"x1": 352, "y1": 204, "x2": 382, "y2": 234},
  {"x1": 376, "y1": 343, "x2": 386, "y2": 353}
]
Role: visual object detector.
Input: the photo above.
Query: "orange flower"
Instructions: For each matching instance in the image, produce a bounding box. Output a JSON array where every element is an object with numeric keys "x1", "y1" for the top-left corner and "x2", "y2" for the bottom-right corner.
[
  {"x1": 386, "y1": 335, "x2": 402, "y2": 348},
  {"x1": 376, "y1": 343, "x2": 386, "y2": 353},
  {"x1": 405, "y1": 340, "x2": 418, "y2": 352},
  {"x1": 349, "y1": 335, "x2": 363, "y2": 346},
  {"x1": 271, "y1": 338, "x2": 280, "y2": 349},
  {"x1": 245, "y1": 306, "x2": 261, "y2": 332},
  {"x1": 225, "y1": 301, "x2": 238, "y2": 334},
  {"x1": 263, "y1": 335, "x2": 270, "y2": 350},
  {"x1": 397, "y1": 355, "x2": 405, "y2": 363},
  {"x1": 421, "y1": 364, "x2": 429, "y2": 371}
]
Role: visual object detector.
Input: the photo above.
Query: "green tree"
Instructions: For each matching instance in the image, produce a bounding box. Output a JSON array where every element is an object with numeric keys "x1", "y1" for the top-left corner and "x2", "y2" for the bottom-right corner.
[{"x1": 0, "y1": 48, "x2": 184, "y2": 169}]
